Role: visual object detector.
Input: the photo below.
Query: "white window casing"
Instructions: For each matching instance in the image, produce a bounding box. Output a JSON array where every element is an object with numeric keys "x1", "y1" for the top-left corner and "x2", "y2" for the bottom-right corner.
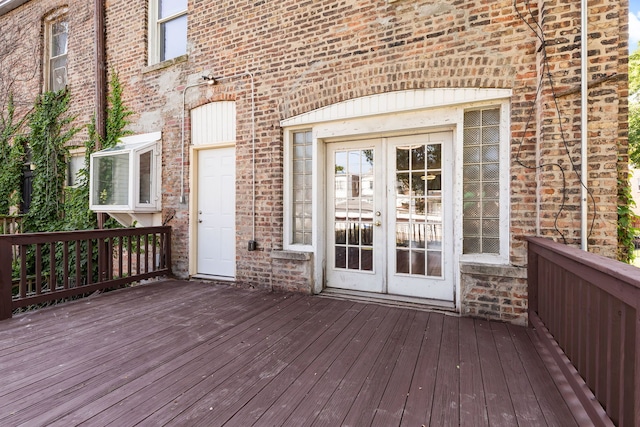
[
  {"x1": 148, "y1": 0, "x2": 187, "y2": 65},
  {"x1": 281, "y1": 89, "x2": 512, "y2": 293},
  {"x1": 89, "y1": 132, "x2": 162, "y2": 213}
]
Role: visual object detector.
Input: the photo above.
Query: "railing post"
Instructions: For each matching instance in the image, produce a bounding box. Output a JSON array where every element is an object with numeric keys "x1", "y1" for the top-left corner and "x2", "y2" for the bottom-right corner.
[
  {"x1": 0, "y1": 237, "x2": 13, "y2": 320},
  {"x1": 527, "y1": 239, "x2": 539, "y2": 323}
]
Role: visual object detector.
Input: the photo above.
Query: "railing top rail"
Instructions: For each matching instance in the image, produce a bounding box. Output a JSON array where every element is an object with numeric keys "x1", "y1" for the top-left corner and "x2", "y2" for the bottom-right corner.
[
  {"x1": 527, "y1": 236, "x2": 640, "y2": 292},
  {"x1": 0, "y1": 226, "x2": 171, "y2": 245}
]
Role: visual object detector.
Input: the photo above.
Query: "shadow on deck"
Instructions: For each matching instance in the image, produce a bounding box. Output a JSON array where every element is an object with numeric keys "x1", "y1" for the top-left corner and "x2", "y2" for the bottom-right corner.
[{"x1": 0, "y1": 279, "x2": 593, "y2": 426}]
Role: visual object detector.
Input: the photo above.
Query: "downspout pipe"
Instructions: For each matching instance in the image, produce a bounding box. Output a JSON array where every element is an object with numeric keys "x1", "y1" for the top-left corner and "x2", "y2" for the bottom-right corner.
[
  {"x1": 94, "y1": 0, "x2": 106, "y2": 229},
  {"x1": 580, "y1": 0, "x2": 588, "y2": 251}
]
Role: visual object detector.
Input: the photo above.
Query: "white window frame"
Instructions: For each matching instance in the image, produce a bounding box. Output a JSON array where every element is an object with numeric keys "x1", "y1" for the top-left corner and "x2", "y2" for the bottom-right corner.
[
  {"x1": 148, "y1": 0, "x2": 188, "y2": 65},
  {"x1": 458, "y1": 102, "x2": 511, "y2": 265},
  {"x1": 283, "y1": 127, "x2": 316, "y2": 252},
  {"x1": 281, "y1": 89, "x2": 512, "y2": 294},
  {"x1": 89, "y1": 132, "x2": 162, "y2": 213},
  {"x1": 44, "y1": 11, "x2": 68, "y2": 92},
  {"x1": 67, "y1": 147, "x2": 85, "y2": 187}
]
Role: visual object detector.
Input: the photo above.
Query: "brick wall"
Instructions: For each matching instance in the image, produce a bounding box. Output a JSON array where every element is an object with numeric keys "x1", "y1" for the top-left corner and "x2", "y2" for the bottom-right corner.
[
  {"x1": 0, "y1": 0, "x2": 96, "y2": 143},
  {"x1": 0, "y1": 0, "x2": 628, "y2": 324}
]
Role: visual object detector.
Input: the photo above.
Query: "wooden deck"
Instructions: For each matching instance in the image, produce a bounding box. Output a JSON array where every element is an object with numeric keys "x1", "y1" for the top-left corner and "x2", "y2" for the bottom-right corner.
[{"x1": 0, "y1": 280, "x2": 588, "y2": 426}]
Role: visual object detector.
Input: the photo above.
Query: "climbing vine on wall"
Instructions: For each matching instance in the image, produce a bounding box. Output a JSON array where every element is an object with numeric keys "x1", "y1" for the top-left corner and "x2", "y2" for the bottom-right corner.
[
  {"x1": 0, "y1": 94, "x2": 25, "y2": 215},
  {"x1": 23, "y1": 89, "x2": 79, "y2": 232},
  {"x1": 64, "y1": 69, "x2": 133, "y2": 230}
]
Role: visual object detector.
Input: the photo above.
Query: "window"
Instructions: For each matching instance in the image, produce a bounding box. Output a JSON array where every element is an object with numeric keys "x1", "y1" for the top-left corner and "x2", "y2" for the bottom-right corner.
[
  {"x1": 67, "y1": 149, "x2": 85, "y2": 187},
  {"x1": 47, "y1": 18, "x2": 68, "y2": 91},
  {"x1": 462, "y1": 108, "x2": 501, "y2": 254},
  {"x1": 148, "y1": 0, "x2": 187, "y2": 64},
  {"x1": 89, "y1": 132, "x2": 161, "y2": 212},
  {"x1": 291, "y1": 130, "x2": 313, "y2": 245}
]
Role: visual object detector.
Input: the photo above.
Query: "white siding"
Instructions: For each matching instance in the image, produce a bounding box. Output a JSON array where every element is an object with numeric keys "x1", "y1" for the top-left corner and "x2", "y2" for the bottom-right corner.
[
  {"x1": 191, "y1": 101, "x2": 236, "y2": 146},
  {"x1": 280, "y1": 88, "x2": 512, "y2": 127}
]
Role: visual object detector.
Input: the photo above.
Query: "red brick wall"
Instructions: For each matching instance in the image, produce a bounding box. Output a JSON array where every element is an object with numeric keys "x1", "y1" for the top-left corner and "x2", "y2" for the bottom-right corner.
[
  {"x1": 0, "y1": 0, "x2": 96, "y2": 143},
  {"x1": 0, "y1": 0, "x2": 628, "y2": 324}
]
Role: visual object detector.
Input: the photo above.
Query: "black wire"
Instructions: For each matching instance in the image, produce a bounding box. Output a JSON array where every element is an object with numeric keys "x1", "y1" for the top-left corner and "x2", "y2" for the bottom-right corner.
[{"x1": 513, "y1": 0, "x2": 598, "y2": 244}]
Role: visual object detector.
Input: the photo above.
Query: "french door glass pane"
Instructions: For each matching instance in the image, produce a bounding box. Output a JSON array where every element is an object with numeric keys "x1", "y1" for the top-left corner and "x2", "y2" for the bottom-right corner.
[
  {"x1": 334, "y1": 148, "x2": 374, "y2": 272},
  {"x1": 395, "y1": 143, "x2": 442, "y2": 277}
]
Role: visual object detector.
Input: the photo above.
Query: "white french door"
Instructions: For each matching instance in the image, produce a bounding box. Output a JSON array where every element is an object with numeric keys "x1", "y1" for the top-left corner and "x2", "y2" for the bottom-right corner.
[
  {"x1": 197, "y1": 147, "x2": 236, "y2": 277},
  {"x1": 326, "y1": 132, "x2": 453, "y2": 301}
]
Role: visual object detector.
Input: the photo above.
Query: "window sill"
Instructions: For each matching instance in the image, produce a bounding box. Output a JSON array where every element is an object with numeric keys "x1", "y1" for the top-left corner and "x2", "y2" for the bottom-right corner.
[
  {"x1": 271, "y1": 250, "x2": 312, "y2": 261},
  {"x1": 143, "y1": 54, "x2": 188, "y2": 74}
]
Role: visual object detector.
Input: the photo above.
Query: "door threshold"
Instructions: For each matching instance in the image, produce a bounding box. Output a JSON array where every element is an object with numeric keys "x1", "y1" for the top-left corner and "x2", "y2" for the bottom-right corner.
[
  {"x1": 319, "y1": 288, "x2": 457, "y2": 314},
  {"x1": 191, "y1": 274, "x2": 235, "y2": 282}
]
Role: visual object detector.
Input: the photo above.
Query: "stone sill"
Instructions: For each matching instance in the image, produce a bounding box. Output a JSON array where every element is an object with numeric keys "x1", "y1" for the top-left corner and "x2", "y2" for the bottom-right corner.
[
  {"x1": 271, "y1": 250, "x2": 312, "y2": 261},
  {"x1": 142, "y1": 55, "x2": 188, "y2": 74},
  {"x1": 460, "y1": 262, "x2": 526, "y2": 279}
]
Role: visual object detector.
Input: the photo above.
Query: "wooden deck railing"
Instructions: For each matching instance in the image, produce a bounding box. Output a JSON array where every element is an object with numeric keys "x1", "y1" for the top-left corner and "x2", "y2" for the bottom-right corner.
[
  {"x1": 528, "y1": 237, "x2": 639, "y2": 427},
  {"x1": 0, "y1": 226, "x2": 171, "y2": 320},
  {"x1": 0, "y1": 214, "x2": 23, "y2": 235}
]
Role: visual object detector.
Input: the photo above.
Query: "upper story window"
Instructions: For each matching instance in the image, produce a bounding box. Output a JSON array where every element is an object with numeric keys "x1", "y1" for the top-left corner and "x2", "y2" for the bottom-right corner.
[
  {"x1": 148, "y1": 0, "x2": 187, "y2": 65},
  {"x1": 46, "y1": 17, "x2": 68, "y2": 91}
]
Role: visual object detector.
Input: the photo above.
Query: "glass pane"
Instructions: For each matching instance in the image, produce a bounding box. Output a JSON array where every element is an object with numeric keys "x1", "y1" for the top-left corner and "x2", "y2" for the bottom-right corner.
[
  {"x1": 361, "y1": 223, "x2": 373, "y2": 246},
  {"x1": 139, "y1": 151, "x2": 152, "y2": 204},
  {"x1": 426, "y1": 199, "x2": 442, "y2": 216},
  {"x1": 426, "y1": 173, "x2": 441, "y2": 191},
  {"x1": 335, "y1": 246, "x2": 346, "y2": 269},
  {"x1": 483, "y1": 182, "x2": 500, "y2": 198},
  {"x1": 463, "y1": 182, "x2": 481, "y2": 199},
  {"x1": 482, "y1": 163, "x2": 500, "y2": 181},
  {"x1": 463, "y1": 165, "x2": 480, "y2": 181},
  {"x1": 348, "y1": 151, "x2": 361, "y2": 175},
  {"x1": 396, "y1": 173, "x2": 410, "y2": 196},
  {"x1": 335, "y1": 152, "x2": 347, "y2": 174},
  {"x1": 361, "y1": 249, "x2": 373, "y2": 271},
  {"x1": 410, "y1": 223, "x2": 426, "y2": 248},
  {"x1": 482, "y1": 238, "x2": 500, "y2": 254},
  {"x1": 463, "y1": 219, "x2": 480, "y2": 236},
  {"x1": 362, "y1": 149, "x2": 374, "y2": 174},
  {"x1": 412, "y1": 251, "x2": 425, "y2": 275},
  {"x1": 52, "y1": 31, "x2": 68, "y2": 57},
  {"x1": 483, "y1": 200, "x2": 500, "y2": 218},
  {"x1": 93, "y1": 153, "x2": 130, "y2": 205},
  {"x1": 51, "y1": 60, "x2": 67, "y2": 92},
  {"x1": 159, "y1": 0, "x2": 187, "y2": 18},
  {"x1": 426, "y1": 144, "x2": 441, "y2": 169},
  {"x1": 463, "y1": 237, "x2": 481, "y2": 254},
  {"x1": 427, "y1": 223, "x2": 442, "y2": 247},
  {"x1": 67, "y1": 155, "x2": 84, "y2": 186},
  {"x1": 348, "y1": 247, "x2": 360, "y2": 270},
  {"x1": 427, "y1": 251, "x2": 442, "y2": 277},
  {"x1": 463, "y1": 128, "x2": 480, "y2": 145},
  {"x1": 464, "y1": 110, "x2": 481, "y2": 127},
  {"x1": 463, "y1": 201, "x2": 481, "y2": 218},
  {"x1": 482, "y1": 126, "x2": 500, "y2": 144},
  {"x1": 411, "y1": 172, "x2": 425, "y2": 196},
  {"x1": 482, "y1": 219, "x2": 500, "y2": 237},
  {"x1": 482, "y1": 109, "x2": 500, "y2": 126},
  {"x1": 396, "y1": 223, "x2": 410, "y2": 247},
  {"x1": 396, "y1": 250, "x2": 410, "y2": 274},
  {"x1": 411, "y1": 145, "x2": 425, "y2": 170},
  {"x1": 414, "y1": 198, "x2": 426, "y2": 216},
  {"x1": 348, "y1": 223, "x2": 360, "y2": 245},
  {"x1": 482, "y1": 145, "x2": 500, "y2": 162},
  {"x1": 335, "y1": 223, "x2": 346, "y2": 244},
  {"x1": 463, "y1": 146, "x2": 480, "y2": 163},
  {"x1": 160, "y1": 15, "x2": 187, "y2": 61},
  {"x1": 396, "y1": 146, "x2": 410, "y2": 171}
]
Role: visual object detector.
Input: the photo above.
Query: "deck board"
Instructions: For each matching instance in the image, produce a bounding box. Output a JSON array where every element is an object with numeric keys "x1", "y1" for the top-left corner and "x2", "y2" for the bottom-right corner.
[{"x1": 0, "y1": 280, "x2": 589, "y2": 426}]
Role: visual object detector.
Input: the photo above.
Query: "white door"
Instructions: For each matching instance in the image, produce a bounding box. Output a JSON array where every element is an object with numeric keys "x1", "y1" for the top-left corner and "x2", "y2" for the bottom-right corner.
[
  {"x1": 326, "y1": 132, "x2": 454, "y2": 301},
  {"x1": 197, "y1": 147, "x2": 236, "y2": 277}
]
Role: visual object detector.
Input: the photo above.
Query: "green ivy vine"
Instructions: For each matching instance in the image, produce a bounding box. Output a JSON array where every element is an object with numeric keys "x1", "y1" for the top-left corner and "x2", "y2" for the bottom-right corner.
[{"x1": 0, "y1": 94, "x2": 26, "y2": 215}]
